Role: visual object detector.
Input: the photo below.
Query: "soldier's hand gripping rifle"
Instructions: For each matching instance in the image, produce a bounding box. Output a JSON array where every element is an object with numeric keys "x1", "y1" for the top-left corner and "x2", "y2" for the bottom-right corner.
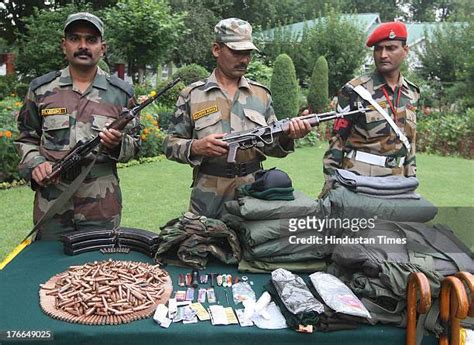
[
  {"x1": 42, "y1": 78, "x2": 181, "y2": 184},
  {"x1": 222, "y1": 107, "x2": 369, "y2": 163}
]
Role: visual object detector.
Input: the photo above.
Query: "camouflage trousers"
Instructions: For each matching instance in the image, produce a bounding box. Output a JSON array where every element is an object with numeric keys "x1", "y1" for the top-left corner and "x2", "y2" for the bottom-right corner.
[
  {"x1": 33, "y1": 167, "x2": 122, "y2": 240},
  {"x1": 189, "y1": 172, "x2": 256, "y2": 219}
]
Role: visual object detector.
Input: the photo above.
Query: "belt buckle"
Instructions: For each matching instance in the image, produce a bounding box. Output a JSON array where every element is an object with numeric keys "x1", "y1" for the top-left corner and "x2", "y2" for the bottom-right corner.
[{"x1": 385, "y1": 157, "x2": 398, "y2": 168}]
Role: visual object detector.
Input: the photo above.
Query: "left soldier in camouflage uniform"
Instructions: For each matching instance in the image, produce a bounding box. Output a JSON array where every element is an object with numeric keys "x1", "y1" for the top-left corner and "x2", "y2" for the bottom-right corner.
[
  {"x1": 321, "y1": 22, "x2": 420, "y2": 197},
  {"x1": 15, "y1": 13, "x2": 140, "y2": 240},
  {"x1": 164, "y1": 18, "x2": 311, "y2": 219}
]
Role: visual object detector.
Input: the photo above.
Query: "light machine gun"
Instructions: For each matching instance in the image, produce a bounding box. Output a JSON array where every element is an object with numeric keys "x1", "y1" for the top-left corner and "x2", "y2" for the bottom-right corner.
[
  {"x1": 222, "y1": 107, "x2": 368, "y2": 163},
  {"x1": 42, "y1": 78, "x2": 181, "y2": 183}
]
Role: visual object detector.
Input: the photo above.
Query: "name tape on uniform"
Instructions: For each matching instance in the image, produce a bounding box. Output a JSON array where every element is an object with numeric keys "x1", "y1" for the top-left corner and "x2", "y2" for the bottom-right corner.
[
  {"x1": 192, "y1": 105, "x2": 218, "y2": 121},
  {"x1": 41, "y1": 108, "x2": 67, "y2": 116}
]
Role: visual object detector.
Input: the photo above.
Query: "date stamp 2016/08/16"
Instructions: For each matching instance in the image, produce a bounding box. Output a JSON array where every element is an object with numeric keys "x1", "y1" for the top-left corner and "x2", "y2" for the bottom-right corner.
[{"x1": 0, "y1": 330, "x2": 53, "y2": 342}]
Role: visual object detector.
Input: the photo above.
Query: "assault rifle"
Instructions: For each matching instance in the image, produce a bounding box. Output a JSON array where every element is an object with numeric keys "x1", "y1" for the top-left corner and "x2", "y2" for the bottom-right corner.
[
  {"x1": 42, "y1": 78, "x2": 181, "y2": 183},
  {"x1": 223, "y1": 107, "x2": 368, "y2": 163}
]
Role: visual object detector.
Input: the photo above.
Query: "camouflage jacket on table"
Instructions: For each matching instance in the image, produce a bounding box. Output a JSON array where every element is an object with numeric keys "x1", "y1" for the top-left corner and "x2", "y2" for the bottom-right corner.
[
  {"x1": 163, "y1": 70, "x2": 294, "y2": 218},
  {"x1": 155, "y1": 212, "x2": 241, "y2": 269},
  {"x1": 323, "y1": 71, "x2": 420, "y2": 182},
  {"x1": 14, "y1": 67, "x2": 140, "y2": 239}
]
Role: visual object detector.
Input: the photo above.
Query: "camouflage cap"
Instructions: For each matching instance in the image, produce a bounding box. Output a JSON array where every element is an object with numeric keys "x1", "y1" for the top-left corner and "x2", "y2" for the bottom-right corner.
[
  {"x1": 64, "y1": 12, "x2": 104, "y2": 37},
  {"x1": 214, "y1": 18, "x2": 258, "y2": 51}
]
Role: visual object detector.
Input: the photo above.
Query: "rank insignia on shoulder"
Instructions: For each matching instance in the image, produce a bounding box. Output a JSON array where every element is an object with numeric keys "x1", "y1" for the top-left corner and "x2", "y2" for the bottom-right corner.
[
  {"x1": 192, "y1": 105, "x2": 218, "y2": 121},
  {"x1": 41, "y1": 108, "x2": 67, "y2": 116}
]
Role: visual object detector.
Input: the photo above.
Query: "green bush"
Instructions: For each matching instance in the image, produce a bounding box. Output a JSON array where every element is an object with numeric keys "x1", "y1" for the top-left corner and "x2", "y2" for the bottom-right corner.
[
  {"x1": 156, "y1": 107, "x2": 175, "y2": 131},
  {"x1": 416, "y1": 110, "x2": 473, "y2": 158},
  {"x1": 270, "y1": 54, "x2": 299, "y2": 119},
  {"x1": 98, "y1": 58, "x2": 110, "y2": 74},
  {"x1": 0, "y1": 75, "x2": 17, "y2": 100},
  {"x1": 307, "y1": 56, "x2": 329, "y2": 112},
  {"x1": 134, "y1": 82, "x2": 154, "y2": 99},
  {"x1": 172, "y1": 64, "x2": 209, "y2": 86},
  {"x1": 246, "y1": 57, "x2": 273, "y2": 87},
  {"x1": 0, "y1": 97, "x2": 22, "y2": 182},
  {"x1": 14, "y1": 82, "x2": 29, "y2": 100},
  {"x1": 154, "y1": 80, "x2": 186, "y2": 109},
  {"x1": 138, "y1": 111, "x2": 166, "y2": 158}
]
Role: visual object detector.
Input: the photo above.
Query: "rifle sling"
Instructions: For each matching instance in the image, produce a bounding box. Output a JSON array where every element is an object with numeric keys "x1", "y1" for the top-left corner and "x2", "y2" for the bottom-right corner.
[{"x1": 23, "y1": 157, "x2": 96, "y2": 242}]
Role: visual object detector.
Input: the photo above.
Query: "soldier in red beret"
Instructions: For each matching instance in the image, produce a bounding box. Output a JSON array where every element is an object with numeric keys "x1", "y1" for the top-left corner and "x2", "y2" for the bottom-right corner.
[{"x1": 320, "y1": 21, "x2": 420, "y2": 197}]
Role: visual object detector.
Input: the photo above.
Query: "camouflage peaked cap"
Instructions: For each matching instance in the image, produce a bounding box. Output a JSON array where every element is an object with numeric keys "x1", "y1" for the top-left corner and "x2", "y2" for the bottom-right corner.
[
  {"x1": 214, "y1": 18, "x2": 258, "y2": 51},
  {"x1": 64, "y1": 12, "x2": 104, "y2": 37}
]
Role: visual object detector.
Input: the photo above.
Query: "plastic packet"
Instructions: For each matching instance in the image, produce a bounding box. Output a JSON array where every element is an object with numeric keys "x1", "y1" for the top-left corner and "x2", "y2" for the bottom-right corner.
[
  {"x1": 232, "y1": 281, "x2": 256, "y2": 304},
  {"x1": 271, "y1": 268, "x2": 324, "y2": 315},
  {"x1": 309, "y1": 272, "x2": 371, "y2": 319}
]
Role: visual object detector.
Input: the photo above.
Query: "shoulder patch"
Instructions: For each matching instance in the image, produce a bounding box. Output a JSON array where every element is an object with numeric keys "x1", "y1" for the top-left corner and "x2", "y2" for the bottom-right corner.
[
  {"x1": 405, "y1": 78, "x2": 420, "y2": 93},
  {"x1": 106, "y1": 75, "x2": 134, "y2": 97},
  {"x1": 29, "y1": 71, "x2": 61, "y2": 92},
  {"x1": 248, "y1": 79, "x2": 271, "y2": 95},
  {"x1": 180, "y1": 80, "x2": 206, "y2": 98},
  {"x1": 348, "y1": 74, "x2": 371, "y2": 87}
]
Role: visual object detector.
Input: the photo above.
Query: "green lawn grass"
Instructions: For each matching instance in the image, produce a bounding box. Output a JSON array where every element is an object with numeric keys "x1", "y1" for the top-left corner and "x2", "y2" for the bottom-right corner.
[{"x1": 1, "y1": 146, "x2": 473, "y2": 261}]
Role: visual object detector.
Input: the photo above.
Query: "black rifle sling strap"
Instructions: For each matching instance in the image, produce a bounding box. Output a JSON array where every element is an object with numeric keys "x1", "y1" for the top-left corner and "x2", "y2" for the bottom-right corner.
[{"x1": 22, "y1": 157, "x2": 96, "y2": 241}]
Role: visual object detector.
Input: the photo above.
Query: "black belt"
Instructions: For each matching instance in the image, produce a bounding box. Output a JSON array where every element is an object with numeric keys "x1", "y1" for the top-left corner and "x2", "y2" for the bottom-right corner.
[{"x1": 199, "y1": 160, "x2": 262, "y2": 178}]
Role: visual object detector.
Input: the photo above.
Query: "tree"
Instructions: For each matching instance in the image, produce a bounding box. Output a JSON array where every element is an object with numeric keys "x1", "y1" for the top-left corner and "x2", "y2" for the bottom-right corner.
[
  {"x1": 172, "y1": 64, "x2": 209, "y2": 86},
  {"x1": 303, "y1": 10, "x2": 366, "y2": 96},
  {"x1": 307, "y1": 56, "x2": 329, "y2": 112},
  {"x1": 343, "y1": 0, "x2": 405, "y2": 22},
  {"x1": 104, "y1": 0, "x2": 185, "y2": 83},
  {"x1": 418, "y1": 22, "x2": 473, "y2": 109},
  {"x1": 245, "y1": 56, "x2": 273, "y2": 88},
  {"x1": 270, "y1": 54, "x2": 298, "y2": 119},
  {"x1": 169, "y1": 3, "x2": 218, "y2": 71},
  {"x1": 0, "y1": 0, "x2": 118, "y2": 45},
  {"x1": 15, "y1": 4, "x2": 89, "y2": 79}
]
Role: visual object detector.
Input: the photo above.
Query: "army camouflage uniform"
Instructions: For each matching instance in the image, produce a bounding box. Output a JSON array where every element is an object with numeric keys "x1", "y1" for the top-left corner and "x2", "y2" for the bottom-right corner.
[
  {"x1": 164, "y1": 70, "x2": 294, "y2": 219},
  {"x1": 321, "y1": 70, "x2": 419, "y2": 195},
  {"x1": 15, "y1": 67, "x2": 140, "y2": 240}
]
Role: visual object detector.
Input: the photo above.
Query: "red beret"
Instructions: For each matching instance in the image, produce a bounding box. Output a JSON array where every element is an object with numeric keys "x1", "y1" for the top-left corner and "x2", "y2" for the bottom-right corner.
[{"x1": 366, "y1": 22, "x2": 407, "y2": 47}]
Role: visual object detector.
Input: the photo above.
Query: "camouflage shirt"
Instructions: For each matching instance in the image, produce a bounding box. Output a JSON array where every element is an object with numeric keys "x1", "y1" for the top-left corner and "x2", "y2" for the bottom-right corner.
[
  {"x1": 14, "y1": 66, "x2": 139, "y2": 239},
  {"x1": 164, "y1": 70, "x2": 293, "y2": 166},
  {"x1": 163, "y1": 70, "x2": 294, "y2": 218},
  {"x1": 323, "y1": 70, "x2": 419, "y2": 182},
  {"x1": 15, "y1": 67, "x2": 139, "y2": 180}
]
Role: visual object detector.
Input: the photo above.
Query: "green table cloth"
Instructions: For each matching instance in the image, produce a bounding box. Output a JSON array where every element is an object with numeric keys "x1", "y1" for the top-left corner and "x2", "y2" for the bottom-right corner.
[{"x1": 0, "y1": 241, "x2": 437, "y2": 345}]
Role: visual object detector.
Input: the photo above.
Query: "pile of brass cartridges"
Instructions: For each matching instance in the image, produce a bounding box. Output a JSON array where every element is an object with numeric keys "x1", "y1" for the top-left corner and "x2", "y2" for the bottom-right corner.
[{"x1": 39, "y1": 260, "x2": 172, "y2": 325}]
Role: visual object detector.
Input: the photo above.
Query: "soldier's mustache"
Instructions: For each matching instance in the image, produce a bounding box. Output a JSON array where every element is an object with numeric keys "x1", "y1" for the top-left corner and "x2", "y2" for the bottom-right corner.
[
  {"x1": 74, "y1": 50, "x2": 92, "y2": 57},
  {"x1": 235, "y1": 64, "x2": 248, "y2": 70}
]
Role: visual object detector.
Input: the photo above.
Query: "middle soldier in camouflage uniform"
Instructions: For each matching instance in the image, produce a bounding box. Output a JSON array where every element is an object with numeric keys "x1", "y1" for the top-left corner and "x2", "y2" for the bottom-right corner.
[
  {"x1": 164, "y1": 18, "x2": 311, "y2": 218},
  {"x1": 321, "y1": 21, "x2": 420, "y2": 197}
]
